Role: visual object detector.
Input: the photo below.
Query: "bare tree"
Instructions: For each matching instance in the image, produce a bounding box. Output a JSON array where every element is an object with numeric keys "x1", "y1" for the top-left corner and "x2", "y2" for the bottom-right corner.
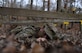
[
  {"x1": 30, "y1": 0, "x2": 33, "y2": 9},
  {"x1": 1, "y1": 0, "x2": 9, "y2": 7},
  {"x1": 35, "y1": 0, "x2": 38, "y2": 9},
  {"x1": 11, "y1": 0, "x2": 13, "y2": 7},
  {"x1": 48, "y1": 0, "x2": 50, "y2": 11},
  {"x1": 20, "y1": 0, "x2": 23, "y2": 8},
  {"x1": 2, "y1": 0, "x2": 5, "y2": 7},
  {"x1": 13, "y1": 0, "x2": 16, "y2": 7},
  {"x1": 64, "y1": 0, "x2": 69, "y2": 9},
  {"x1": 7, "y1": 0, "x2": 10, "y2": 7},
  {"x1": 43, "y1": 0, "x2": 45, "y2": 11},
  {"x1": 57, "y1": 0, "x2": 62, "y2": 11}
]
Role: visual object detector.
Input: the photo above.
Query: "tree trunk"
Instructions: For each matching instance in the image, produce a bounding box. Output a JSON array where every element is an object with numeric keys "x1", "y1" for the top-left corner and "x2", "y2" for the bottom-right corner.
[
  {"x1": 5, "y1": 0, "x2": 10, "y2": 7},
  {"x1": 11, "y1": 0, "x2": 13, "y2": 7},
  {"x1": 57, "y1": 0, "x2": 62, "y2": 11},
  {"x1": 2, "y1": 0, "x2": 5, "y2": 7},
  {"x1": 30, "y1": 0, "x2": 33, "y2": 9},
  {"x1": 7, "y1": 0, "x2": 9, "y2": 7},
  {"x1": 20, "y1": 0, "x2": 23, "y2": 8},
  {"x1": 48, "y1": 0, "x2": 50, "y2": 11},
  {"x1": 36, "y1": 0, "x2": 38, "y2": 9},
  {"x1": 64, "y1": 0, "x2": 68, "y2": 9},
  {"x1": 43, "y1": 0, "x2": 45, "y2": 11},
  {"x1": 13, "y1": 0, "x2": 16, "y2": 7}
]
